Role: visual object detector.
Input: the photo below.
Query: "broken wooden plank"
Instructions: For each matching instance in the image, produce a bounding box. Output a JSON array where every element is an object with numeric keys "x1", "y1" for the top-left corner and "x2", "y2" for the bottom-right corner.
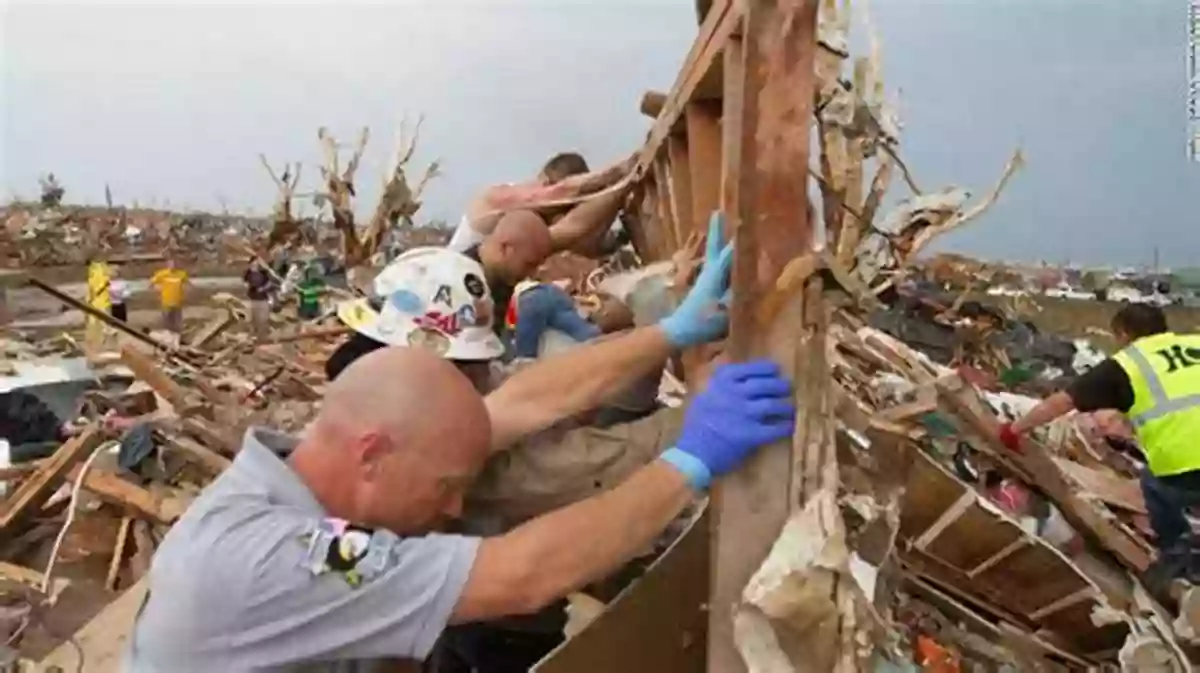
[
  {"x1": 0, "y1": 427, "x2": 104, "y2": 534},
  {"x1": 1053, "y1": 457, "x2": 1146, "y2": 514},
  {"x1": 162, "y1": 434, "x2": 232, "y2": 474},
  {"x1": 708, "y1": 0, "x2": 821, "y2": 670},
  {"x1": 0, "y1": 560, "x2": 71, "y2": 601},
  {"x1": 936, "y1": 374, "x2": 1154, "y2": 573},
  {"x1": 189, "y1": 308, "x2": 236, "y2": 349},
  {"x1": 179, "y1": 416, "x2": 240, "y2": 456},
  {"x1": 107, "y1": 516, "x2": 134, "y2": 591},
  {"x1": 68, "y1": 466, "x2": 190, "y2": 525},
  {"x1": 257, "y1": 325, "x2": 350, "y2": 345},
  {"x1": 118, "y1": 344, "x2": 194, "y2": 413},
  {"x1": 636, "y1": 0, "x2": 739, "y2": 174},
  {"x1": 0, "y1": 461, "x2": 42, "y2": 482},
  {"x1": 0, "y1": 561, "x2": 48, "y2": 588}
]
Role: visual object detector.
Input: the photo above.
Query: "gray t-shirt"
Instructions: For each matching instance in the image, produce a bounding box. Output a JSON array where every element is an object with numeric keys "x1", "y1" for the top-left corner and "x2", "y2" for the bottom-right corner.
[{"x1": 125, "y1": 427, "x2": 479, "y2": 672}]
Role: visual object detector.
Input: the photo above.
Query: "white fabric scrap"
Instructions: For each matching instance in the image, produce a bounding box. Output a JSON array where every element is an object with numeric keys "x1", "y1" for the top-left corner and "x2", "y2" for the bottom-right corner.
[{"x1": 735, "y1": 488, "x2": 859, "y2": 672}]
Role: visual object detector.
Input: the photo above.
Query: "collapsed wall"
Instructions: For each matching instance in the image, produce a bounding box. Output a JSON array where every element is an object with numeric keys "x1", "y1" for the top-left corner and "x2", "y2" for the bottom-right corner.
[{"x1": 606, "y1": 0, "x2": 1191, "y2": 670}]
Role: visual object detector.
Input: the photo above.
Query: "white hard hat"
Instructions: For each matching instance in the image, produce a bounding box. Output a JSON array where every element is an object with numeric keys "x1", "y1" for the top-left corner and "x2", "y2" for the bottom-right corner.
[{"x1": 336, "y1": 247, "x2": 505, "y2": 361}]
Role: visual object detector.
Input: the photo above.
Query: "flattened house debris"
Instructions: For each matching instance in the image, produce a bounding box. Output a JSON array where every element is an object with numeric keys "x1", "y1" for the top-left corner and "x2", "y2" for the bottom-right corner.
[{"x1": 1, "y1": 0, "x2": 1197, "y2": 672}]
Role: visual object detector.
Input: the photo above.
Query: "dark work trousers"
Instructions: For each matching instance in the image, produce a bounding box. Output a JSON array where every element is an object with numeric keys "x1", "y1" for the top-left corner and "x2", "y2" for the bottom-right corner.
[
  {"x1": 1140, "y1": 469, "x2": 1200, "y2": 552},
  {"x1": 436, "y1": 620, "x2": 566, "y2": 673}
]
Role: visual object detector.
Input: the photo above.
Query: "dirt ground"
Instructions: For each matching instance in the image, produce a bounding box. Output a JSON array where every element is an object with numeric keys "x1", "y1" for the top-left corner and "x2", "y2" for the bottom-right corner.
[{"x1": 25, "y1": 261, "x2": 240, "y2": 285}]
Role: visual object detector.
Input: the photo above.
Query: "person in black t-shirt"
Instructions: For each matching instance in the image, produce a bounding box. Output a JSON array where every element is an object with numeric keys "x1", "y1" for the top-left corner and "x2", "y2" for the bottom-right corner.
[
  {"x1": 243, "y1": 258, "x2": 274, "y2": 339},
  {"x1": 999, "y1": 305, "x2": 1200, "y2": 556}
]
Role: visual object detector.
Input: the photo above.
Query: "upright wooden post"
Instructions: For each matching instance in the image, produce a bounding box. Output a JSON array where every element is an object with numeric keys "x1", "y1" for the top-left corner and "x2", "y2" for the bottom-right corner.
[{"x1": 707, "y1": 1, "x2": 820, "y2": 671}]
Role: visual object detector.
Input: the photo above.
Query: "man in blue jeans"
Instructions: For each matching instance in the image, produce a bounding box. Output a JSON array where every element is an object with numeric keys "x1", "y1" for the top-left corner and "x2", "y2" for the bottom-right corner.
[{"x1": 511, "y1": 282, "x2": 601, "y2": 359}]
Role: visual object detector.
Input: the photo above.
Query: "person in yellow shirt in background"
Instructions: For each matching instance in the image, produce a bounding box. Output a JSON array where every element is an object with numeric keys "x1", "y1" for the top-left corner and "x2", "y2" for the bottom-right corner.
[
  {"x1": 151, "y1": 256, "x2": 189, "y2": 334},
  {"x1": 85, "y1": 257, "x2": 112, "y2": 349}
]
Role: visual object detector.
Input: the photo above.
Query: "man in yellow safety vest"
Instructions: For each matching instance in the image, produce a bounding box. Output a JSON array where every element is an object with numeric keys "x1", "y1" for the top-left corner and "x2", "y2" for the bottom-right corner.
[{"x1": 1000, "y1": 304, "x2": 1200, "y2": 559}]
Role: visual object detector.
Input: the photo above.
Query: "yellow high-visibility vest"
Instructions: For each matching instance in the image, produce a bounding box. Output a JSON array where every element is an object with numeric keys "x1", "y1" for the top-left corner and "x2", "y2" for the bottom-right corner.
[
  {"x1": 87, "y1": 261, "x2": 112, "y2": 311},
  {"x1": 1112, "y1": 332, "x2": 1200, "y2": 476}
]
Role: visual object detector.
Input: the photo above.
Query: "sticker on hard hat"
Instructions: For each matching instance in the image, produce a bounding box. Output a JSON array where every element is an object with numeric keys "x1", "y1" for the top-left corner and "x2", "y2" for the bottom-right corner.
[
  {"x1": 414, "y1": 310, "x2": 463, "y2": 336},
  {"x1": 432, "y1": 284, "x2": 454, "y2": 307},
  {"x1": 407, "y1": 327, "x2": 451, "y2": 355},
  {"x1": 388, "y1": 290, "x2": 423, "y2": 314},
  {"x1": 464, "y1": 273, "x2": 486, "y2": 298}
]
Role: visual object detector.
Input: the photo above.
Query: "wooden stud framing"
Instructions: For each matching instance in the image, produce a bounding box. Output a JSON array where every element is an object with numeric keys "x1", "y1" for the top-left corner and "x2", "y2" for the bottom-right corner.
[
  {"x1": 653, "y1": 160, "x2": 681, "y2": 253},
  {"x1": 666, "y1": 134, "x2": 696, "y2": 244},
  {"x1": 684, "y1": 103, "x2": 723, "y2": 235},
  {"x1": 636, "y1": 0, "x2": 740, "y2": 174},
  {"x1": 1027, "y1": 587, "x2": 1096, "y2": 622},
  {"x1": 911, "y1": 490, "x2": 976, "y2": 550},
  {"x1": 966, "y1": 538, "x2": 1032, "y2": 579}
]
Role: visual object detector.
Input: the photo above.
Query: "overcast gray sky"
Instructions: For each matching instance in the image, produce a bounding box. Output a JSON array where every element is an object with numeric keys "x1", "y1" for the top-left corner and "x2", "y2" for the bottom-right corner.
[{"x1": 2, "y1": 0, "x2": 1197, "y2": 267}]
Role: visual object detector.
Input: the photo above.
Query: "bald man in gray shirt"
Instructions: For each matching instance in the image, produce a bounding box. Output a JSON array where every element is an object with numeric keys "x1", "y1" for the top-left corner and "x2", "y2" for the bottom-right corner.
[
  {"x1": 126, "y1": 262, "x2": 794, "y2": 671},
  {"x1": 127, "y1": 427, "x2": 474, "y2": 671}
]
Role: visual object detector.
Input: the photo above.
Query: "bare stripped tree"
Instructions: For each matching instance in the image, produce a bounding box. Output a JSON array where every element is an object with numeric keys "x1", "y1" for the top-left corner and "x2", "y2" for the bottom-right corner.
[
  {"x1": 357, "y1": 115, "x2": 442, "y2": 266},
  {"x1": 315, "y1": 126, "x2": 369, "y2": 264},
  {"x1": 260, "y1": 155, "x2": 304, "y2": 251},
  {"x1": 309, "y1": 119, "x2": 440, "y2": 268}
]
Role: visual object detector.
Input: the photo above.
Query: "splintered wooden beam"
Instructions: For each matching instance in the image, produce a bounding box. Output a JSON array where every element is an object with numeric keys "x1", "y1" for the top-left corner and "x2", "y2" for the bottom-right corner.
[
  {"x1": 708, "y1": 0, "x2": 820, "y2": 670},
  {"x1": 119, "y1": 344, "x2": 193, "y2": 412},
  {"x1": 0, "y1": 427, "x2": 104, "y2": 534},
  {"x1": 68, "y1": 465, "x2": 191, "y2": 524},
  {"x1": 652, "y1": 161, "x2": 680, "y2": 253},
  {"x1": 640, "y1": 91, "x2": 668, "y2": 119}
]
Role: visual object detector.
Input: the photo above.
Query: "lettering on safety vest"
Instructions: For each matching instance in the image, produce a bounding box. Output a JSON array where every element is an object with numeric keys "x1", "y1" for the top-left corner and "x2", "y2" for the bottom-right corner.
[{"x1": 1156, "y1": 345, "x2": 1200, "y2": 373}]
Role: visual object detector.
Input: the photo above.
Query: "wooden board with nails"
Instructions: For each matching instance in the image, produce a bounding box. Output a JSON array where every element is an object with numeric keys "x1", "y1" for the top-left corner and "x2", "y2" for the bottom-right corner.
[{"x1": 549, "y1": 1, "x2": 822, "y2": 672}]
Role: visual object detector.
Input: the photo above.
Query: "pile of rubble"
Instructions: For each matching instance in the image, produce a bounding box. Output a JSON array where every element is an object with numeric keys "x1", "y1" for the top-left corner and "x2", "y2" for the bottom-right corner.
[
  {"x1": 0, "y1": 274, "x2": 352, "y2": 666},
  {"x1": 2, "y1": 6, "x2": 1195, "y2": 673},
  {"x1": 704, "y1": 3, "x2": 1195, "y2": 670}
]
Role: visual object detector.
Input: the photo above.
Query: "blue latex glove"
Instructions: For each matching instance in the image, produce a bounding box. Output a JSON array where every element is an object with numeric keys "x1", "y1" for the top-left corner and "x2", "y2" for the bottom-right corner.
[
  {"x1": 660, "y1": 359, "x2": 796, "y2": 490},
  {"x1": 658, "y1": 212, "x2": 734, "y2": 348}
]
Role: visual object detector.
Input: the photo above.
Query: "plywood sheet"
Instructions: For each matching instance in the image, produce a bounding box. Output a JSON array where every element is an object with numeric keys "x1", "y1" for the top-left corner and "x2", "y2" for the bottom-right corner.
[
  {"x1": 38, "y1": 578, "x2": 148, "y2": 672},
  {"x1": 534, "y1": 508, "x2": 709, "y2": 673},
  {"x1": 899, "y1": 448, "x2": 1121, "y2": 658}
]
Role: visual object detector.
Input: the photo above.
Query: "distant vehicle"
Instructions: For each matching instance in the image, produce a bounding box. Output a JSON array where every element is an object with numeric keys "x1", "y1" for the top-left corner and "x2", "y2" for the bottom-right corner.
[
  {"x1": 1106, "y1": 285, "x2": 1176, "y2": 307},
  {"x1": 986, "y1": 285, "x2": 1029, "y2": 298},
  {"x1": 1042, "y1": 283, "x2": 1094, "y2": 301}
]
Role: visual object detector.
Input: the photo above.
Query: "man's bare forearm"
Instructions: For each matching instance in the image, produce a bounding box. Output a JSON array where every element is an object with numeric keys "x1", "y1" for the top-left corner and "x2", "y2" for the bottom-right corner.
[
  {"x1": 1011, "y1": 391, "x2": 1076, "y2": 434},
  {"x1": 486, "y1": 326, "x2": 673, "y2": 450},
  {"x1": 556, "y1": 157, "x2": 631, "y2": 196},
  {"x1": 548, "y1": 187, "x2": 628, "y2": 253},
  {"x1": 477, "y1": 461, "x2": 692, "y2": 617}
]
